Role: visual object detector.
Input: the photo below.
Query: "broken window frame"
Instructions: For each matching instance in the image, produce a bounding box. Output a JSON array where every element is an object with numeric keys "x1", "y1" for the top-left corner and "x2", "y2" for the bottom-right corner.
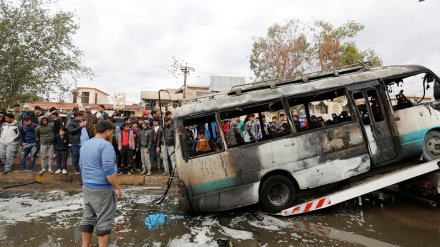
[{"x1": 287, "y1": 87, "x2": 356, "y2": 133}]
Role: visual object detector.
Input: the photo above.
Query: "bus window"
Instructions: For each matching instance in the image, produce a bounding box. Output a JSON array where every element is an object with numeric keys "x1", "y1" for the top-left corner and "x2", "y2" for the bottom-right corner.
[
  {"x1": 179, "y1": 114, "x2": 223, "y2": 158},
  {"x1": 288, "y1": 88, "x2": 353, "y2": 132},
  {"x1": 352, "y1": 90, "x2": 384, "y2": 125},
  {"x1": 367, "y1": 89, "x2": 384, "y2": 122},
  {"x1": 220, "y1": 100, "x2": 288, "y2": 148}
]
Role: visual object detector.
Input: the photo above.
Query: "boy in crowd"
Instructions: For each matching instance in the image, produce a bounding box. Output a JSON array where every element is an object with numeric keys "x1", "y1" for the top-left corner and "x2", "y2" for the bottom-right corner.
[
  {"x1": 36, "y1": 116, "x2": 55, "y2": 174},
  {"x1": 131, "y1": 121, "x2": 141, "y2": 172},
  {"x1": 139, "y1": 121, "x2": 153, "y2": 175},
  {"x1": 19, "y1": 116, "x2": 38, "y2": 172},
  {"x1": 163, "y1": 116, "x2": 176, "y2": 176},
  {"x1": 150, "y1": 118, "x2": 163, "y2": 171},
  {"x1": 195, "y1": 131, "x2": 210, "y2": 154},
  {"x1": 67, "y1": 112, "x2": 87, "y2": 174},
  {"x1": 0, "y1": 113, "x2": 20, "y2": 174},
  {"x1": 118, "y1": 123, "x2": 135, "y2": 175},
  {"x1": 11, "y1": 104, "x2": 22, "y2": 122},
  {"x1": 54, "y1": 127, "x2": 69, "y2": 174},
  {"x1": 97, "y1": 104, "x2": 109, "y2": 120}
]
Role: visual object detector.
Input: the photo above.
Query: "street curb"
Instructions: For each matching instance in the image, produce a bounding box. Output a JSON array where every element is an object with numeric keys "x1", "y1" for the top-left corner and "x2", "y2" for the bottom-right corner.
[{"x1": 0, "y1": 172, "x2": 178, "y2": 187}]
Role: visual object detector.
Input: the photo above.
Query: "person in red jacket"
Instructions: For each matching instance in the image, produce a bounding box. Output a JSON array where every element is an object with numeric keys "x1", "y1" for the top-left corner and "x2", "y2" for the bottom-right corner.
[{"x1": 117, "y1": 123, "x2": 135, "y2": 175}]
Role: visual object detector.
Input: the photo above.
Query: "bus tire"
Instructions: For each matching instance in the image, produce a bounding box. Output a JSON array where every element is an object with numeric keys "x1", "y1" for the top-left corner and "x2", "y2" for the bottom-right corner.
[
  {"x1": 423, "y1": 130, "x2": 440, "y2": 161},
  {"x1": 259, "y1": 174, "x2": 296, "y2": 213}
]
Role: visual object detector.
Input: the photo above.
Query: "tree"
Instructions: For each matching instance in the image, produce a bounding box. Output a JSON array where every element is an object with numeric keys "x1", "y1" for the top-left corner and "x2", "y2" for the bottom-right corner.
[
  {"x1": 0, "y1": 0, "x2": 92, "y2": 108},
  {"x1": 249, "y1": 19, "x2": 382, "y2": 82}
]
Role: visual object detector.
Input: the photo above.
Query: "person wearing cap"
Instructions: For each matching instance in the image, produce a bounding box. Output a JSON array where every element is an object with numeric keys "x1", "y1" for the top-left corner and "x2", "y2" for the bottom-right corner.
[
  {"x1": 226, "y1": 121, "x2": 244, "y2": 148},
  {"x1": 139, "y1": 120, "x2": 153, "y2": 175},
  {"x1": 241, "y1": 122, "x2": 257, "y2": 143},
  {"x1": 66, "y1": 106, "x2": 79, "y2": 126},
  {"x1": 141, "y1": 110, "x2": 148, "y2": 120},
  {"x1": 19, "y1": 104, "x2": 32, "y2": 125},
  {"x1": 84, "y1": 106, "x2": 98, "y2": 138}
]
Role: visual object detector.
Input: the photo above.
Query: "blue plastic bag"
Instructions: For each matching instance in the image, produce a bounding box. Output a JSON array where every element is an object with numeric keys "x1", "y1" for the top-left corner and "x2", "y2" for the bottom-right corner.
[
  {"x1": 144, "y1": 214, "x2": 166, "y2": 230},
  {"x1": 144, "y1": 214, "x2": 184, "y2": 230}
]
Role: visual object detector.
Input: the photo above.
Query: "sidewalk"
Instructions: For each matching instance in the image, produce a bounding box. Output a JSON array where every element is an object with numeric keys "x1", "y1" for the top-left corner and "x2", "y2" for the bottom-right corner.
[{"x1": 0, "y1": 155, "x2": 177, "y2": 188}]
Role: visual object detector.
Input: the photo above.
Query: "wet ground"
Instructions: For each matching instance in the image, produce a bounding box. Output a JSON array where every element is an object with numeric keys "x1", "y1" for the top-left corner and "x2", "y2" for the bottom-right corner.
[{"x1": 0, "y1": 185, "x2": 439, "y2": 247}]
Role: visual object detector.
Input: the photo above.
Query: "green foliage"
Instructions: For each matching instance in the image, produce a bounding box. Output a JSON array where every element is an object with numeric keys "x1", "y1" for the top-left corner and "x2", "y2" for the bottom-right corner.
[
  {"x1": 0, "y1": 0, "x2": 92, "y2": 108},
  {"x1": 250, "y1": 19, "x2": 382, "y2": 81}
]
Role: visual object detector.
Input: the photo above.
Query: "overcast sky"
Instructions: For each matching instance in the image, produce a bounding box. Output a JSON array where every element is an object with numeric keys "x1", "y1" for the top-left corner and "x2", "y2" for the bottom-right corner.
[{"x1": 57, "y1": 0, "x2": 440, "y2": 104}]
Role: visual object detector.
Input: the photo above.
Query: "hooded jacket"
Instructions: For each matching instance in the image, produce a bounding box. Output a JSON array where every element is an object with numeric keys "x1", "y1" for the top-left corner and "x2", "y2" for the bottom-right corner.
[
  {"x1": 0, "y1": 121, "x2": 21, "y2": 145},
  {"x1": 36, "y1": 117, "x2": 55, "y2": 145}
]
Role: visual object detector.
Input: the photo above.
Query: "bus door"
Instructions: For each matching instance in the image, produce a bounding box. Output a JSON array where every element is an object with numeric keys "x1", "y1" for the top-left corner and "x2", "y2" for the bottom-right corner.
[{"x1": 348, "y1": 83, "x2": 399, "y2": 166}]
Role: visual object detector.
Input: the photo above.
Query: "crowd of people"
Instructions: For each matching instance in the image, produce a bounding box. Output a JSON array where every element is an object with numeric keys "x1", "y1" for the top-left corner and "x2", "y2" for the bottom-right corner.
[{"x1": 0, "y1": 104, "x2": 176, "y2": 176}]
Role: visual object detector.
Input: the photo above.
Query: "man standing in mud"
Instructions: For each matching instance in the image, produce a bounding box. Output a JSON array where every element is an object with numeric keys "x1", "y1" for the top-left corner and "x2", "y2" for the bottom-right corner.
[{"x1": 79, "y1": 120, "x2": 122, "y2": 247}]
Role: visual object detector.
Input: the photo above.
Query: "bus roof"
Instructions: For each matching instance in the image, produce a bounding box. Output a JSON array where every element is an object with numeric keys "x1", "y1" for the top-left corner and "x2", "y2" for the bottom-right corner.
[{"x1": 174, "y1": 64, "x2": 433, "y2": 119}]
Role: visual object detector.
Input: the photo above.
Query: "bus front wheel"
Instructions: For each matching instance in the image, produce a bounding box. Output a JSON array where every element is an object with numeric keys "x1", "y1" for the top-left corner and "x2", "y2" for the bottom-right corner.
[
  {"x1": 259, "y1": 174, "x2": 296, "y2": 213},
  {"x1": 423, "y1": 130, "x2": 440, "y2": 161}
]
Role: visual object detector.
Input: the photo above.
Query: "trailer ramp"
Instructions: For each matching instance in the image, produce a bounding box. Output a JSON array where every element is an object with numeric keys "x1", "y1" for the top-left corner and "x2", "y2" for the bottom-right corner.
[{"x1": 278, "y1": 160, "x2": 440, "y2": 216}]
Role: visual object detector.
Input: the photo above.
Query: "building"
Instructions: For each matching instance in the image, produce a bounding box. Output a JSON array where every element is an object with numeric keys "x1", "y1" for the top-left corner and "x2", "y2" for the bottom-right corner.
[
  {"x1": 74, "y1": 87, "x2": 110, "y2": 105},
  {"x1": 210, "y1": 76, "x2": 245, "y2": 92},
  {"x1": 22, "y1": 86, "x2": 139, "y2": 115},
  {"x1": 140, "y1": 85, "x2": 212, "y2": 112}
]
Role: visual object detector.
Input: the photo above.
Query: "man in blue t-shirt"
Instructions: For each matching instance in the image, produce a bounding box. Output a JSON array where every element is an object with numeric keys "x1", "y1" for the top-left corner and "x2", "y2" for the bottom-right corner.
[{"x1": 79, "y1": 120, "x2": 122, "y2": 247}]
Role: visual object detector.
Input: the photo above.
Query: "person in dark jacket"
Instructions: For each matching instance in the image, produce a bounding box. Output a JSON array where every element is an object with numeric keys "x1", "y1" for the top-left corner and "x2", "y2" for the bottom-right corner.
[
  {"x1": 19, "y1": 116, "x2": 38, "y2": 172},
  {"x1": 54, "y1": 126, "x2": 69, "y2": 174},
  {"x1": 50, "y1": 112, "x2": 63, "y2": 136},
  {"x1": 66, "y1": 112, "x2": 87, "y2": 174},
  {"x1": 163, "y1": 117, "x2": 176, "y2": 176},
  {"x1": 139, "y1": 121, "x2": 153, "y2": 175},
  {"x1": 150, "y1": 117, "x2": 163, "y2": 172}
]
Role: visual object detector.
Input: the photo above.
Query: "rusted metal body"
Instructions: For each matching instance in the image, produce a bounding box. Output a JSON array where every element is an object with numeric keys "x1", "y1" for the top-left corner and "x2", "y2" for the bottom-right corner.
[{"x1": 173, "y1": 64, "x2": 440, "y2": 213}]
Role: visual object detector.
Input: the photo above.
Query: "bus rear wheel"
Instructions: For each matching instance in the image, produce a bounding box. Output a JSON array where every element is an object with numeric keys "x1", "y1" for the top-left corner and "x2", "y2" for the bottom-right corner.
[
  {"x1": 259, "y1": 174, "x2": 296, "y2": 213},
  {"x1": 423, "y1": 130, "x2": 440, "y2": 161}
]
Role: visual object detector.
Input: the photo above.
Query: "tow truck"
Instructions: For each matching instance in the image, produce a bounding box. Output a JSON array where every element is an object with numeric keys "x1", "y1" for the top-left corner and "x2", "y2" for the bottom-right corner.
[{"x1": 278, "y1": 159, "x2": 440, "y2": 216}]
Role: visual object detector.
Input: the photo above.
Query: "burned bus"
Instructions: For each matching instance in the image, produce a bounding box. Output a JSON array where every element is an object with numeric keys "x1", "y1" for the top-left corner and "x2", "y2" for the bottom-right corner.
[{"x1": 172, "y1": 63, "x2": 440, "y2": 213}]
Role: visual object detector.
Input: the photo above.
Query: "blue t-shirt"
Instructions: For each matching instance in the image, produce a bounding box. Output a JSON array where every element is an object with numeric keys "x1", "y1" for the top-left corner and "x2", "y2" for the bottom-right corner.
[{"x1": 80, "y1": 137, "x2": 117, "y2": 189}]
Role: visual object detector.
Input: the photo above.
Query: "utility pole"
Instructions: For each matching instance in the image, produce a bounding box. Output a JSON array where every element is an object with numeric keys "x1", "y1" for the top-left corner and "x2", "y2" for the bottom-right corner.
[{"x1": 180, "y1": 63, "x2": 194, "y2": 99}]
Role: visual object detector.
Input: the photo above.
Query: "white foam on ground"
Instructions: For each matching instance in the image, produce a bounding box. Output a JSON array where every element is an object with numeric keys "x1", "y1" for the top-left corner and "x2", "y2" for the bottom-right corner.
[{"x1": 0, "y1": 190, "x2": 83, "y2": 224}]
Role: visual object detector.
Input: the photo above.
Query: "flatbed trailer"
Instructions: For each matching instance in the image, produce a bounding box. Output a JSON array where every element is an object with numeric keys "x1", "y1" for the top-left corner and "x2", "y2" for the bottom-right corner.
[{"x1": 278, "y1": 159, "x2": 440, "y2": 216}]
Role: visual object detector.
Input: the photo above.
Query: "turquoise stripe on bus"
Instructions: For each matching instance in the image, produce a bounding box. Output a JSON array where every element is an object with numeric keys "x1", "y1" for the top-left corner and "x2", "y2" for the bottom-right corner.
[
  {"x1": 399, "y1": 129, "x2": 429, "y2": 156},
  {"x1": 191, "y1": 177, "x2": 240, "y2": 195}
]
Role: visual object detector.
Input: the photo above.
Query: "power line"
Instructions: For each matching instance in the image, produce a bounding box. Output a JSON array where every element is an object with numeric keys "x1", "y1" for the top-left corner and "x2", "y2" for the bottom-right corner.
[{"x1": 59, "y1": 1, "x2": 263, "y2": 31}]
